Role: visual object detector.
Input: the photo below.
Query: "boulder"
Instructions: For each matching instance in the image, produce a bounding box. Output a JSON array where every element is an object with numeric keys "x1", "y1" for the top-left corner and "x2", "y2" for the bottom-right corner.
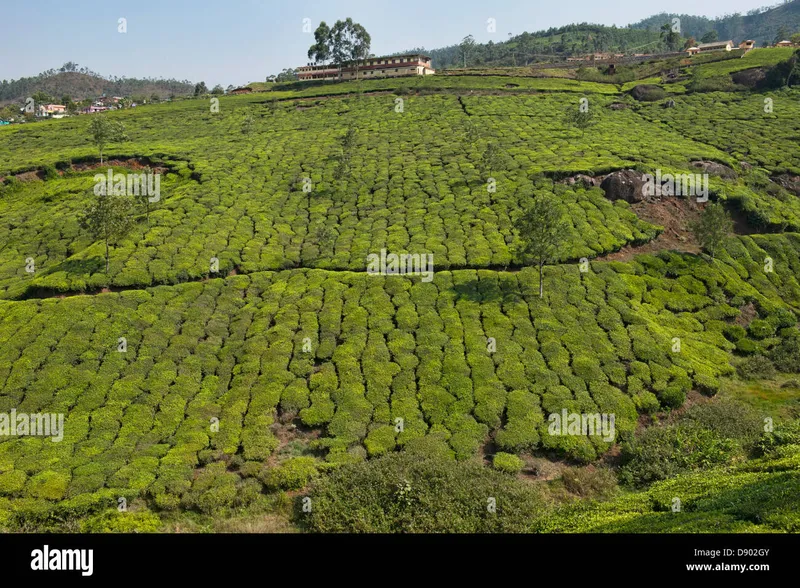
[
  {"x1": 771, "y1": 174, "x2": 800, "y2": 196},
  {"x1": 600, "y1": 170, "x2": 647, "y2": 203},
  {"x1": 630, "y1": 84, "x2": 667, "y2": 102},
  {"x1": 691, "y1": 161, "x2": 737, "y2": 179},
  {"x1": 562, "y1": 174, "x2": 600, "y2": 187},
  {"x1": 731, "y1": 67, "x2": 767, "y2": 89}
]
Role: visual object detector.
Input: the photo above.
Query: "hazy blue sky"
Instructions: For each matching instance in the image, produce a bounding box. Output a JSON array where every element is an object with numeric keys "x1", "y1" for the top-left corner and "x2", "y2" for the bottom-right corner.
[{"x1": 1, "y1": 0, "x2": 772, "y2": 88}]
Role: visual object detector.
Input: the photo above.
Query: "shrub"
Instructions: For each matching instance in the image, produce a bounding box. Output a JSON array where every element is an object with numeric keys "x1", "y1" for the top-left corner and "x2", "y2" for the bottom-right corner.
[
  {"x1": 261, "y1": 457, "x2": 318, "y2": 491},
  {"x1": 748, "y1": 319, "x2": 775, "y2": 340},
  {"x1": 619, "y1": 422, "x2": 739, "y2": 487},
  {"x1": 681, "y1": 400, "x2": 763, "y2": 447},
  {"x1": 723, "y1": 324, "x2": 747, "y2": 342},
  {"x1": 736, "y1": 355, "x2": 776, "y2": 380},
  {"x1": 735, "y1": 338, "x2": 759, "y2": 355},
  {"x1": 302, "y1": 453, "x2": 545, "y2": 532},
  {"x1": 80, "y1": 509, "x2": 161, "y2": 533},
  {"x1": 658, "y1": 386, "x2": 685, "y2": 409},
  {"x1": 180, "y1": 462, "x2": 238, "y2": 514},
  {"x1": 770, "y1": 337, "x2": 800, "y2": 373},
  {"x1": 756, "y1": 419, "x2": 800, "y2": 455},
  {"x1": 633, "y1": 391, "x2": 660, "y2": 413},
  {"x1": 492, "y1": 452, "x2": 525, "y2": 474},
  {"x1": 693, "y1": 373, "x2": 720, "y2": 396},
  {"x1": 42, "y1": 165, "x2": 59, "y2": 180},
  {"x1": 27, "y1": 471, "x2": 70, "y2": 500}
]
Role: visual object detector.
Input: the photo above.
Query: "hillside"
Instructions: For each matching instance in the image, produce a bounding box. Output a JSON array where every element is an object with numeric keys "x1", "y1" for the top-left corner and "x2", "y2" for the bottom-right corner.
[
  {"x1": 631, "y1": 0, "x2": 800, "y2": 45},
  {"x1": 404, "y1": 2, "x2": 800, "y2": 70},
  {"x1": 1, "y1": 45, "x2": 800, "y2": 535},
  {"x1": 0, "y1": 64, "x2": 194, "y2": 105}
]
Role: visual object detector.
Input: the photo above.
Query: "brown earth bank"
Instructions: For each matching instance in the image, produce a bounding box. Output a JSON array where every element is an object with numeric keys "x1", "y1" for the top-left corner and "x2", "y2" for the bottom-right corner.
[
  {"x1": 0, "y1": 157, "x2": 170, "y2": 182},
  {"x1": 596, "y1": 197, "x2": 704, "y2": 261}
]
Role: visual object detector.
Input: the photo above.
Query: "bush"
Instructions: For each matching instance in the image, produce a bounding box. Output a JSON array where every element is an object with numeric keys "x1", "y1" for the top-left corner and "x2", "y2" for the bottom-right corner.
[
  {"x1": 619, "y1": 422, "x2": 739, "y2": 487},
  {"x1": 694, "y1": 373, "x2": 720, "y2": 396},
  {"x1": 770, "y1": 337, "x2": 800, "y2": 373},
  {"x1": 492, "y1": 452, "x2": 525, "y2": 474},
  {"x1": 80, "y1": 509, "x2": 161, "y2": 533},
  {"x1": 723, "y1": 324, "x2": 747, "y2": 342},
  {"x1": 42, "y1": 165, "x2": 59, "y2": 180},
  {"x1": 302, "y1": 453, "x2": 545, "y2": 532},
  {"x1": 681, "y1": 400, "x2": 763, "y2": 447},
  {"x1": 736, "y1": 355, "x2": 776, "y2": 380},
  {"x1": 735, "y1": 338, "x2": 759, "y2": 355},
  {"x1": 748, "y1": 319, "x2": 775, "y2": 340},
  {"x1": 756, "y1": 419, "x2": 800, "y2": 455},
  {"x1": 260, "y1": 457, "x2": 318, "y2": 491},
  {"x1": 658, "y1": 386, "x2": 685, "y2": 409}
]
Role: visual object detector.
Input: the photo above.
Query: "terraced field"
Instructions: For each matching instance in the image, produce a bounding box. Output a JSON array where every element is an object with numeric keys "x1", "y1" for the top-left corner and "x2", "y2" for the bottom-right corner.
[{"x1": 1, "y1": 67, "x2": 800, "y2": 532}]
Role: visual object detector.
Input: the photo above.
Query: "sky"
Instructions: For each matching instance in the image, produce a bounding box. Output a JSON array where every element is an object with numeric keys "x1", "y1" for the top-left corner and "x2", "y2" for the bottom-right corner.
[{"x1": 0, "y1": 0, "x2": 776, "y2": 88}]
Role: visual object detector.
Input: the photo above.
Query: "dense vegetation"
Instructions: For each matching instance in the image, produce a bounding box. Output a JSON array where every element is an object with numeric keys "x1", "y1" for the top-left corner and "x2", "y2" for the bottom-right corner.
[
  {"x1": 1, "y1": 46, "x2": 799, "y2": 533},
  {"x1": 0, "y1": 63, "x2": 194, "y2": 106}
]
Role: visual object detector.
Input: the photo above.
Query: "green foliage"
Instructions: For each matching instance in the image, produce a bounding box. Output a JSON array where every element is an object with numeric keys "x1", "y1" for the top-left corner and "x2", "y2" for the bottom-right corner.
[
  {"x1": 492, "y1": 452, "x2": 525, "y2": 474},
  {"x1": 261, "y1": 457, "x2": 318, "y2": 491},
  {"x1": 80, "y1": 509, "x2": 162, "y2": 533},
  {"x1": 88, "y1": 116, "x2": 129, "y2": 163},
  {"x1": 736, "y1": 355, "x2": 777, "y2": 380},
  {"x1": 619, "y1": 422, "x2": 739, "y2": 487},
  {"x1": 690, "y1": 202, "x2": 733, "y2": 258},
  {"x1": 302, "y1": 452, "x2": 545, "y2": 532}
]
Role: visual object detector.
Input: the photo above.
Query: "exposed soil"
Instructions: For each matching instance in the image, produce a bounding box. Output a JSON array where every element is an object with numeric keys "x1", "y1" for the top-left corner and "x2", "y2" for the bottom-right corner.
[
  {"x1": 1, "y1": 157, "x2": 170, "y2": 183},
  {"x1": 597, "y1": 197, "x2": 704, "y2": 261},
  {"x1": 70, "y1": 157, "x2": 169, "y2": 174},
  {"x1": 735, "y1": 301, "x2": 758, "y2": 328}
]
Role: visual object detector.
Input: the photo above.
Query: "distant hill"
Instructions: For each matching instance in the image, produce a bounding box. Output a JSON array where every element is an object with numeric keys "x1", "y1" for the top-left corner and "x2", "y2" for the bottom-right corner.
[
  {"x1": 0, "y1": 63, "x2": 194, "y2": 105},
  {"x1": 630, "y1": 1, "x2": 800, "y2": 45},
  {"x1": 403, "y1": 25, "x2": 667, "y2": 70},
  {"x1": 404, "y1": 1, "x2": 800, "y2": 70}
]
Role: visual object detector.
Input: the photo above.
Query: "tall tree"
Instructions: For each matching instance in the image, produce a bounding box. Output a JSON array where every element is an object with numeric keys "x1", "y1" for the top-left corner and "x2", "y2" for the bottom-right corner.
[
  {"x1": 308, "y1": 21, "x2": 332, "y2": 65},
  {"x1": 660, "y1": 22, "x2": 680, "y2": 51},
  {"x1": 193, "y1": 81, "x2": 208, "y2": 96},
  {"x1": 513, "y1": 193, "x2": 569, "y2": 298},
  {"x1": 699, "y1": 30, "x2": 718, "y2": 43},
  {"x1": 80, "y1": 191, "x2": 135, "y2": 273},
  {"x1": 307, "y1": 19, "x2": 371, "y2": 79},
  {"x1": 775, "y1": 26, "x2": 790, "y2": 45},
  {"x1": 330, "y1": 18, "x2": 371, "y2": 79},
  {"x1": 460, "y1": 35, "x2": 476, "y2": 68},
  {"x1": 89, "y1": 117, "x2": 128, "y2": 164}
]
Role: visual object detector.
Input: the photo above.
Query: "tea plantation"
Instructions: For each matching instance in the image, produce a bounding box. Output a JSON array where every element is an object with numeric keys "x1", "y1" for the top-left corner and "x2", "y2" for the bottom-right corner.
[{"x1": 1, "y1": 61, "x2": 799, "y2": 532}]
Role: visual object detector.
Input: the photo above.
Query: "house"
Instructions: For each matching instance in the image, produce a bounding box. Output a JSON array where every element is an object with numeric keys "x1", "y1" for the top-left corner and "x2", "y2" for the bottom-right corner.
[
  {"x1": 687, "y1": 40, "x2": 734, "y2": 55},
  {"x1": 81, "y1": 105, "x2": 109, "y2": 114},
  {"x1": 229, "y1": 87, "x2": 253, "y2": 95},
  {"x1": 37, "y1": 104, "x2": 67, "y2": 117},
  {"x1": 297, "y1": 53, "x2": 435, "y2": 81},
  {"x1": 739, "y1": 40, "x2": 756, "y2": 50},
  {"x1": 776, "y1": 40, "x2": 794, "y2": 47}
]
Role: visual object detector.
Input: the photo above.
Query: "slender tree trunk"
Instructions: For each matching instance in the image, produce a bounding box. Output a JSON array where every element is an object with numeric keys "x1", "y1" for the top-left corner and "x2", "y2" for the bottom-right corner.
[
  {"x1": 105, "y1": 241, "x2": 110, "y2": 273},
  {"x1": 539, "y1": 261, "x2": 544, "y2": 298}
]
